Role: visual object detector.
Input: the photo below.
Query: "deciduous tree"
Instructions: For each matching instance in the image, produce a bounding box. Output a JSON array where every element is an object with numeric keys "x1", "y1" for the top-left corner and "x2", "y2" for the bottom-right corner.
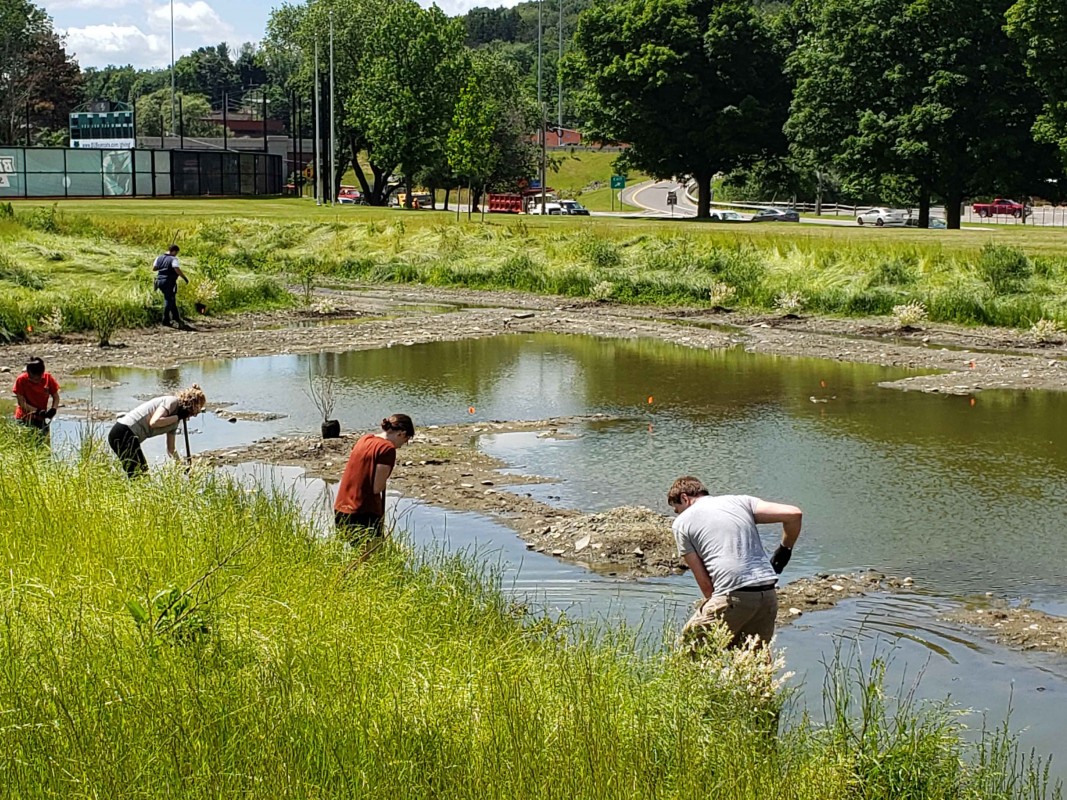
[
  {"x1": 1006, "y1": 0, "x2": 1067, "y2": 168},
  {"x1": 788, "y1": 0, "x2": 1052, "y2": 228},
  {"x1": 570, "y1": 0, "x2": 789, "y2": 217}
]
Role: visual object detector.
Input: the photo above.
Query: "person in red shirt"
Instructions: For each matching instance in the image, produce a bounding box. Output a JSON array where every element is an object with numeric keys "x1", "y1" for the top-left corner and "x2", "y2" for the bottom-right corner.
[
  {"x1": 12, "y1": 357, "x2": 61, "y2": 438},
  {"x1": 334, "y1": 413, "x2": 415, "y2": 546}
]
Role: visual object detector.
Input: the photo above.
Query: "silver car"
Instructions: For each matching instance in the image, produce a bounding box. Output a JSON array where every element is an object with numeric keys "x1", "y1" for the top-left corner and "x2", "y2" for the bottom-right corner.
[{"x1": 856, "y1": 207, "x2": 909, "y2": 227}]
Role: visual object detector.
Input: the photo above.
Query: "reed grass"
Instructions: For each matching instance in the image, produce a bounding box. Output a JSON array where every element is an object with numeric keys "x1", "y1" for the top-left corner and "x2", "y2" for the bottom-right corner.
[
  {"x1": 0, "y1": 425, "x2": 1057, "y2": 798},
  {"x1": 4, "y1": 200, "x2": 1067, "y2": 341}
]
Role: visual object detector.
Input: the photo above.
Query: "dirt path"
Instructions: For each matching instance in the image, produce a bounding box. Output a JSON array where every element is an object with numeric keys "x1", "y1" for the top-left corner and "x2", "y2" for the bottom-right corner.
[{"x1": 4, "y1": 284, "x2": 1066, "y2": 654}]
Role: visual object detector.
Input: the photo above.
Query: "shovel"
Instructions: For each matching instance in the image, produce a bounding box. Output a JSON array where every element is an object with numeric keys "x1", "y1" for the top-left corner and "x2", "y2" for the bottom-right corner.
[{"x1": 183, "y1": 419, "x2": 192, "y2": 473}]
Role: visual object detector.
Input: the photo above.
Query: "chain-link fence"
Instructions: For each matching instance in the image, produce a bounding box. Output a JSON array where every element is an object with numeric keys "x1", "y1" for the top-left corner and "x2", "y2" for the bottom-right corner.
[{"x1": 0, "y1": 147, "x2": 283, "y2": 199}]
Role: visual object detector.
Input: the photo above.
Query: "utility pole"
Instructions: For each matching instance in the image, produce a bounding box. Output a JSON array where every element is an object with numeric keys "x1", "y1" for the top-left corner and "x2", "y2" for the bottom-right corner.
[
  {"x1": 537, "y1": 0, "x2": 546, "y2": 214},
  {"x1": 328, "y1": 11, "x2": 336, "y2": 206},
  {"x1": 558, "y1": 0, "x2": 563, "y2": 147},
  {"x1": 169, "y1": 0, "x2": 176, "y2": 137},
  {"x1": 314, "y1": 35, "x2": 322, "y2": 206}
]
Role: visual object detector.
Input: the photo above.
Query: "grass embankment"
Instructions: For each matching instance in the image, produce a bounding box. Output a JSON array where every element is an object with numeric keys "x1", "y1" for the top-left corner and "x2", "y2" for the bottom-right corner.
[
  {"x1": 0, "y1": 425, "x2": 1054, "y2": 797},
  {"x1": 2, "y1": 199, "x2": 1067, "y2": 341}
]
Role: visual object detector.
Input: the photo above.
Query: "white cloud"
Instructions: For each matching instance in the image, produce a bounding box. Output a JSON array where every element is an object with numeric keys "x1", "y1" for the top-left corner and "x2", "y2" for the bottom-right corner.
[
  {"x1": 43, "y1": 0, "x2": 135, "y2": 9},
  {"x1": 63, "y1": 24, "x2": 169, "y2": 68},
  {"x1": 148, "y1": 1, "x2": 231, "y2": 37},
  {"x1": 423, "y1": 0, "x2": 522, "y2": 15}
]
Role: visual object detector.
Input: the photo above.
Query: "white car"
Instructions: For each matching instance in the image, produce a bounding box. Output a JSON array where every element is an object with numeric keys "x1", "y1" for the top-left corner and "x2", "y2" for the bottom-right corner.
[
  {"x1": 527, "y1": 201, "x2": 563, "y2": 215},
  {"x1": 709, "y1": 210, "x2": 744, "y2": 222},
  {"x1": 856, "y1": 207, "x2": 909, "y2": 227}
]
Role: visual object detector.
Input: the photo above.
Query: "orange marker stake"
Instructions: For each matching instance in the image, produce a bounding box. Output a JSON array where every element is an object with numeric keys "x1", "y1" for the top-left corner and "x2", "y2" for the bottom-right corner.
[
  {"x1": 819, "y1": 380, "x2": 826, "y2": 388},
  {"x1": 468, "y1": 406, "x2": 475, "y2": 414},
  {"x1": 647, "y1": 396, "x2": 654, "y2": 405},
  {"x1": 970, "y1": 397, "x2": 976, "y2": 407}
]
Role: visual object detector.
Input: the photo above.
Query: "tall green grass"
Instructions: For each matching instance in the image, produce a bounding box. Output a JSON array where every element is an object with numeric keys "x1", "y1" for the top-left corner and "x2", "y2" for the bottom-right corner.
[
  {"x1": 5, "y1": 201, "x2": 1067, "y2": 340},
  {"x1": 0, "y1": 425, "x2": 1058, "y2": 798}
]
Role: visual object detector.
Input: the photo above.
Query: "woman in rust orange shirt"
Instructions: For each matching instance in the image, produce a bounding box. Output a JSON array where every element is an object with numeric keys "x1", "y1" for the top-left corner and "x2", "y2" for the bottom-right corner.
[{"x1": 334, "y1": 413, "x2": 415, "y2": 540}]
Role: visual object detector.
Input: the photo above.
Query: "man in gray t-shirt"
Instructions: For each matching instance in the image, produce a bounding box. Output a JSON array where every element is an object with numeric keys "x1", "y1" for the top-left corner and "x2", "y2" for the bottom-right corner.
[{"x1": 668, "y1": 475, "x2": 802, "y2": 649}]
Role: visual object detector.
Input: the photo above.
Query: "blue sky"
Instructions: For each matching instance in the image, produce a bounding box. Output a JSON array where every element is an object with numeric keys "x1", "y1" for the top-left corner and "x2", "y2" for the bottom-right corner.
[{"x1": 42, "y1": 0, "x2": 513, "y2": 69}]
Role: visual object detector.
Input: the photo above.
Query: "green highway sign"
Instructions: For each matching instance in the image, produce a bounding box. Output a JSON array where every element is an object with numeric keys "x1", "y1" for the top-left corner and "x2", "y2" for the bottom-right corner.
[{"x1": 610, "y1": 175, "x2": 626, "y2": 189}]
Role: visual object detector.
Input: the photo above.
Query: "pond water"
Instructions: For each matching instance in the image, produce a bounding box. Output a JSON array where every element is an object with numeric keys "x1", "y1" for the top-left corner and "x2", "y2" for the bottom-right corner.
[
  {"x1": 52, "y1": 331, "x2": 1067, "y2": 775},
  {"x1": 68, "y1": 333, "x2": 1067, "y2": 612}
]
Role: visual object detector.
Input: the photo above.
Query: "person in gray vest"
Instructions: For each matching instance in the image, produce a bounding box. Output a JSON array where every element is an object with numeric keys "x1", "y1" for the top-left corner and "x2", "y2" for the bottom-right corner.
[
  {"x1": 668, "y1": 475, "x2": 802, "y2": 649},
  {"x1": 152, "y1": 244, "x2": 189, "y2": 327},
  {"x1": 107, "y1": 384, "x2": 206, "y2": 477}
]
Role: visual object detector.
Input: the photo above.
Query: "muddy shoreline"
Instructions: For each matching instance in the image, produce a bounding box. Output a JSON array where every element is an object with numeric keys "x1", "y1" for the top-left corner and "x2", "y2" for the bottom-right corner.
[{"x1": 4, "y1": 284, "x2": 1066, "y2": 654}]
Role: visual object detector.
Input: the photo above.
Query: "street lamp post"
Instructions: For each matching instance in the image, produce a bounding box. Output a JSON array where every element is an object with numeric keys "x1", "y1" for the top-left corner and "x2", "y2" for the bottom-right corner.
[
  {"x1": 329, "y1": 11, "x2": 336, "y2": 207},
  {"x1": 537, "y1": 0, "x2": 546, "y2": 213},
  {"x1": 314, "y1": 35, "x2": 321, "y2": 206},
  {"x1": 170, "y1": 0, "x2": 176, "y2": 138}
]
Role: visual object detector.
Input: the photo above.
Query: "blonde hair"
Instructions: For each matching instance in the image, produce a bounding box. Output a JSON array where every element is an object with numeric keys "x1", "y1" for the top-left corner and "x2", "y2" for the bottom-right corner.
[{"x1": 176, "y1": 383, "x2": 206, "y2": 416}]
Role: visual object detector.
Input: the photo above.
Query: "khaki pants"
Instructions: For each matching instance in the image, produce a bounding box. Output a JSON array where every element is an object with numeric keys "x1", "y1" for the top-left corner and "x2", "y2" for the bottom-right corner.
[{"x1": 683, "y1": 588, "x2": 778, "y2": 649}]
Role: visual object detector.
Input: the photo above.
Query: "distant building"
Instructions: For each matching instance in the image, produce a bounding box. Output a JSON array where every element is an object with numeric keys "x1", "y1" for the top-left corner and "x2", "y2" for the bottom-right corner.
[{"x1": 204, "y1": 111, "x2": 285, "y2": 136}]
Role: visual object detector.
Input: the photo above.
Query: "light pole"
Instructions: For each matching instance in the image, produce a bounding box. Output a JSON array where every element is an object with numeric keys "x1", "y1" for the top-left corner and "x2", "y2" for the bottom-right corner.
[
  {"x1": 537, "y1": 0, "x2": 546, "y2": 213},
  {"x1": 314, "y1": 35, "x2": 321, "y2": 206},
  {"x1": 558, "y1": 0, "x2": 563, "y2": 146},
  {"x1": 329, "y1": 11, "x2": 336, "y2": 207},
  {"x1": 169, "y1": 0, "x2": 176, "y2": 137}
]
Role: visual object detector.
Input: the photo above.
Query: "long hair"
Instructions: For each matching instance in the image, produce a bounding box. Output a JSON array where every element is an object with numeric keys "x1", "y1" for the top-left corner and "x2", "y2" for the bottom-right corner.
[{"x1": 176, "y1": 384, "x2": 206, "y2": 416}]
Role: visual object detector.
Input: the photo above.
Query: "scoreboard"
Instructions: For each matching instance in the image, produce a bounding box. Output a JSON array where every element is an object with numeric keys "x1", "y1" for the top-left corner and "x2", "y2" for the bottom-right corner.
[{"x1": 69, "y1": 101, "x2": 135, "y2": 149}]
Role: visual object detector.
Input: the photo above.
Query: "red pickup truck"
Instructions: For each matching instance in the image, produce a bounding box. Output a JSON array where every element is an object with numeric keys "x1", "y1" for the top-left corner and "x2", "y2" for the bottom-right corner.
[{"x1": 972, "y1": 198, "x2": 1029, "y2": 219}]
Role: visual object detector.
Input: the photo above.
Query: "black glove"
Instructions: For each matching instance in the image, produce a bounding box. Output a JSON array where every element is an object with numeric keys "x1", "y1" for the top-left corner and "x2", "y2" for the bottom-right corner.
[
  {"x1": 770, "y1": 544, "x2": 792, "y2": 574},
  {"x1": 44, "y1": 408, "x2": 56, "y2": 420},
  {"x1": 175, "y1": 406, "x2": 189, "y2": 421}
]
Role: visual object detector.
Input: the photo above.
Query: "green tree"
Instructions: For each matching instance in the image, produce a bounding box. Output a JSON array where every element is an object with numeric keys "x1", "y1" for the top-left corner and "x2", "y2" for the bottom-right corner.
[
  {"x1": 135, "y1": 89, "x2": 220, "y2": 138},
  {"x1": 267, "y1": 0, "x2": 393, "y2": 204},
  {"x1": 788, "y1": 0, "x2": 1051, "y2": 228},
  {"x1": 82, "y1": 65, "x2": 139, "y2": 104},
  {"x1": 1, "y1": 0, "x2": 80, "y2": 145},
  {"x1": 174, "y1": 44, "x2": 240, "y2": 104},
  {"x1": 570, "y1": 0, "x2": 789, "y2": 217},
  {"x1": 1006, "y1": 0, "x2": 1067, "y2": 167},
  {"x1": 353, "y1": 1, "x2": 466, "y2": 206}
]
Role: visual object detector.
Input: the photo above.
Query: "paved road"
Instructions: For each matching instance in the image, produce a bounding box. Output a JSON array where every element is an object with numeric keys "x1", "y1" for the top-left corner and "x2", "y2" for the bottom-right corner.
[
  {"x1": 619, "y1": 180, "x2": 696, "y2": 217},
  {"x1": 619, "y1": 180, "x2": 1066, "y2": 229}
]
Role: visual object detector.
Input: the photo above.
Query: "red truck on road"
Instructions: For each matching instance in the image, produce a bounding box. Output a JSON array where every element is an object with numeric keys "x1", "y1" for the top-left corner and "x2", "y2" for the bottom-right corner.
[{"x1": 972, "y1": 198, "x2": 1030, "y2": 219}]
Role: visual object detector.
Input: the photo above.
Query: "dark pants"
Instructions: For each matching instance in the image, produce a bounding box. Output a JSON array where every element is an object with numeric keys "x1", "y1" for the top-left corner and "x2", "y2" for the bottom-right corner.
[
  {"x1": 108, "y1": 422, "x2": 147, "y2": 477},
  {"x1": 156, "y1": 279, "x2": 181, "y2": 325},
  {"x1": 335, "y1": 510, "x2": 384, "y2": 542},
  {"x1": 16, "y1": 415, "x2": 50, "y2": 445}
]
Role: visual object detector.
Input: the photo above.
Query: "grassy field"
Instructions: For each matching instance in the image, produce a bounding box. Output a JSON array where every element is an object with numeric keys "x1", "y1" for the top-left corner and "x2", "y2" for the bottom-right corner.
[
  {"x1": 0, "y1": 425, "x2": 1054, "y2": 798},
  {"x1": 2, "y1": 197, "x2": 1067, "y2": 341}
]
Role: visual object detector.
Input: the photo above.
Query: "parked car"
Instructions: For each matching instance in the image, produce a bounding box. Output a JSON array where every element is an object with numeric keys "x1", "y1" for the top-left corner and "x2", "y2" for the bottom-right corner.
[
  {"x1": 751, "y1": 207, "x2": 800, "y2": 223},
  {"x1": 558, "y1": 199, "x2": 590, "y2": 216},
  {"x1": 904, "y1": 217, "x2": 948, "y2": 229},
  {"x1": 337, "y1": 186, "x2": 363, "y2": 204},
  {"x1": 527, "y1": 201, "x2": 564, "y2": 215},
  {"x1": 972, "y1": 198, "x2": 1029, "y2": 218},
  {"x1": 856, "y1": 207, "x2": 909, "y2": 227},
  {"x1": 709, "y1": 210, "x2": 745, "y2": 222}
]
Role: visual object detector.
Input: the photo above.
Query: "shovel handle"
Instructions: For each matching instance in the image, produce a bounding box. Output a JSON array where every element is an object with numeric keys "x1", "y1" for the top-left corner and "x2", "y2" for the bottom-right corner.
[{"x1": 183, "y1": 422, "x2": 192, "y2": 471}]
